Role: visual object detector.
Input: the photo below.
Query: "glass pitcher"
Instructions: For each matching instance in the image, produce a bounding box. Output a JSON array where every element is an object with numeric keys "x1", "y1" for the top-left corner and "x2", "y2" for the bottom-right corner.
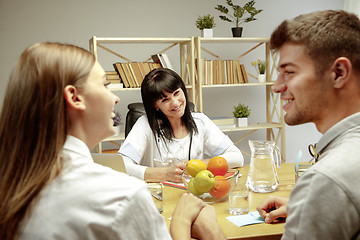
[{"x1": 247, "y1": 140, "x2": 281, "y2": 193}]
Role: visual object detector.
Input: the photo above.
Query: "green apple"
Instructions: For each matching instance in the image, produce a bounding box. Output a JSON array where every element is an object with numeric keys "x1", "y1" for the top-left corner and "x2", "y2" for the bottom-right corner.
[
  {"x1": 194, "y1": 170, "x2": 215, "y2": 193},
  {"x1": 188, "y1": 178, "x2": 205, "y2": 196}
]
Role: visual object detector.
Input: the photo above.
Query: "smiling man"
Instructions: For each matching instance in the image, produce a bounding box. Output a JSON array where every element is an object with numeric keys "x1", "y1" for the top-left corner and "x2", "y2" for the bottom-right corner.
[{"x1": 257, "y1": 10, "x2": 360, "y2": 239}]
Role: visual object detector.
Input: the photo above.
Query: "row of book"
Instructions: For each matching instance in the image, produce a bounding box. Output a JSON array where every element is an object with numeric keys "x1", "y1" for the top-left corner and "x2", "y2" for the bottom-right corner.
[
  {"x1": 107, "y1": 56, "x2": 250, "y2": 88},
  {"x1": 110, "y1": 54, "x2": 174, "y2": 88},
  {"x1": 113, "y1": 61, "x2": 162, "y2": 88},
  {"x1": 197, "y1": 59, "x2": 249, "y2": 85}
]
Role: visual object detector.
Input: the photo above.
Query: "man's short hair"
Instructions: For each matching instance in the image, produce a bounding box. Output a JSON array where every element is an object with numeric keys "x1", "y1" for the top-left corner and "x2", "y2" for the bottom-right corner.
[{"x1": 270, "y1": 10, "x2": 360, "y2": 75}]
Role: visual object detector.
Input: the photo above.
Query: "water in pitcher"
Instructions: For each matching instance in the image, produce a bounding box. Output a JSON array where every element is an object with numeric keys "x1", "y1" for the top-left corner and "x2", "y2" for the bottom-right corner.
[{"x1": 247, "y1": 140, "x2": 280, "y2": 193}]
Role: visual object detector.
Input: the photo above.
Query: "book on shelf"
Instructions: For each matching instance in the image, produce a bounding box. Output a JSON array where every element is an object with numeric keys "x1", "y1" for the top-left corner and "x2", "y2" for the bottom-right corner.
[
  {"x1": 211, "y1": 116, "x2": 235, "y2": 126},
  {"x1": 149, "y1": 62, "x2": 162, "y2": 70},
  {"x1": 142, "y1": 62, "x2": 152, "y2": 75},
  {"x1": 131, "y1": 62, "x2": 143, "y2": 86},
  {"x1": 113, "y1": 63, "x2": 130, "y2": 88},
  {"x1": 127, "y1": 63, "x2": 140, "y2": 87},
  {"x1": 122, "y1": 63, "x2": 136, "y2": 87},
  {"x1": 196, "y1": 59, "x2": 248, "y2": 85},
  {"x1": 105, "y1": 71, "x2": 121, "y2": 83},
  {"x1": 108, "y1": 83, "x2": 123, "y2": 89},
  {"x1": 240, "y1": 64, "x2": 249, "y2": 83},
  {"x1": 151, "y1": 53, "x2": 174, "y2": 70},
  {"x1": 217, "y1": 124, "x2": 236, "y2": 129},
  {"x1": 160, "y1": 53, "x2": 174, "y2": 70}
]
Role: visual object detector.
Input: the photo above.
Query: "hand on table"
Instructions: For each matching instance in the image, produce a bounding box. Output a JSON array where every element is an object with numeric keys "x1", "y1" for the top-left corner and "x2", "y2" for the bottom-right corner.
[
  {"x1": 170, "y1": 193, "x2": 206, "y2": 240},
  {"x1": 191, "y1": 204, "x2": 226, "y2": 240},
  {"x1": 257, "y1": 196, "x2": 289, "y2": 223}
]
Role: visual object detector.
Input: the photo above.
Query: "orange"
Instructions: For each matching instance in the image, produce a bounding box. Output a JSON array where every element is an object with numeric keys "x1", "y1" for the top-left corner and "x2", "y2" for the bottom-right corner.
[
  {"x1": 207, "y1": 156, "x2": 228, "y2": 176},
  {"x1": 208, "y1": 176, "x2": 230, "y2": 198}
]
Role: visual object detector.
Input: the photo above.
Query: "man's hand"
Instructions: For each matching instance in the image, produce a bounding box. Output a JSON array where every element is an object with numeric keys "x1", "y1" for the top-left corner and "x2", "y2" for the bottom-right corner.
[
  {"x1": 257, "y1": 196, "x2": 289, "y2": 223},
  {"x1": 191, "y1": 205, "x2": 226, "y2": 240}
]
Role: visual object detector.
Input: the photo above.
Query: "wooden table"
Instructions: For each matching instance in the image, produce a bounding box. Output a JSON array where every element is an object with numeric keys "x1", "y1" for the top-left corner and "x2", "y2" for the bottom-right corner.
[{"x1": 162, "y1": 163, "x2": 296, "y2": 240}]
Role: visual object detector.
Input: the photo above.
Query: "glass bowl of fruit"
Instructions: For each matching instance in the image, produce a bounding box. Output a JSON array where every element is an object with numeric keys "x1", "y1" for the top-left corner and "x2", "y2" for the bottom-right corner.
[{"x1": 182, "y1": 157, "x2": 240, "y2": 203}]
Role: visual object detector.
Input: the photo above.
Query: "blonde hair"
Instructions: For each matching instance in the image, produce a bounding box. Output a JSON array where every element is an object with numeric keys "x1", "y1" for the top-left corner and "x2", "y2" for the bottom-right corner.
[
  {"x1": 270, "y1": 10, "x2": 360, "y2": 75},
  {"x1": 0, "y1": 42, "x2": 95, "y2": 239}
]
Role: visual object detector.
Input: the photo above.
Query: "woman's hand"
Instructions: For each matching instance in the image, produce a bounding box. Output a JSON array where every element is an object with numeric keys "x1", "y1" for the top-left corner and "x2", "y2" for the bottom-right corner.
[
  {"x1": 164, "y1": 162, "x2": 186, "y2": 183},
  {"x1": 257, "y1": 196, "x2": 288, "y2": 223},
  {"x1": 144, "y1": 161, "x2": 185, "y2": 182}
]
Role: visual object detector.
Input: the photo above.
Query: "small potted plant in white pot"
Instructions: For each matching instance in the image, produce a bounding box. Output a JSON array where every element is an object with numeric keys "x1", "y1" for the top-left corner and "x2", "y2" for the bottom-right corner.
[
  {"x1": 112, "y1": 111, "x2": 122, "y2": 136},
  {"x1": 215, "y1": 0, "x2": 262, "y2": 37},
  {"x1": 251, "y1": 58, "x2": 266, "y2": 82},
  {"x1": 233, "y1": 103, "x2": 251, "y2": 127},
  {"x1": 195, "y1": 14, "x2": 216, "y2": 38}
]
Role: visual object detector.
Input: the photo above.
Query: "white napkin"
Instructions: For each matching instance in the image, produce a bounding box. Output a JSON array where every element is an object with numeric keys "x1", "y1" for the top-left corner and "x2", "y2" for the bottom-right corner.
[{"x1": 226, "y1": 211, "x2": 265, "y2": 227}]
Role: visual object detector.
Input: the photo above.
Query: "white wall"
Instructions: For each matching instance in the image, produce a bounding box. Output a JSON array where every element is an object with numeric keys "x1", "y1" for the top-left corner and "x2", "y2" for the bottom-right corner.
[{"x1": 0, "y1": 0, "x2": 344, "y2": 163}]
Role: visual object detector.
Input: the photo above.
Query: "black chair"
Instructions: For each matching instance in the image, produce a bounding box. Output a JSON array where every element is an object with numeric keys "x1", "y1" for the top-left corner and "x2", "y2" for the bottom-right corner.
[
  {"x1": 124, "y1": 102, "x2": 195, "y2": 138},
  {"x1": 125, "y1": 103, "x2": 146, "y2": 137}
]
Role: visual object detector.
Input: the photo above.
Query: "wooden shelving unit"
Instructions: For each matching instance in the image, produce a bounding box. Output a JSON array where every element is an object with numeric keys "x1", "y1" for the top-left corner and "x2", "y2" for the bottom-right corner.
[
  {"x1": 193, "y1": 37, "x2": 285, "y2": 160},
  {"x1": 88, "y1": 36, "x2": 285, "y2": 159}
]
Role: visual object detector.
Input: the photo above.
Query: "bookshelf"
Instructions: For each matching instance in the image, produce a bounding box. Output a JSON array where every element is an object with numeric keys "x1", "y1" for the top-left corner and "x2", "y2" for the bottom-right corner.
[
  {"x1": 89, "y1": 37, "x2": 195, "y2": 152},
  {"x1": 193, "y1": 37, "x2": 285, "y2": 160}
]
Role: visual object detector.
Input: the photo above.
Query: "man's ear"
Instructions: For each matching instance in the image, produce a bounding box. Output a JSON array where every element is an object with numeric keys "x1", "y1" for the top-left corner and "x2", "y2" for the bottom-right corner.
[
  {"x1": 331, "y1": 57, "x2": 352, "y2": 89},
  {"x1": 64, "y1": 85, "x2": 86, "y2": 110}
]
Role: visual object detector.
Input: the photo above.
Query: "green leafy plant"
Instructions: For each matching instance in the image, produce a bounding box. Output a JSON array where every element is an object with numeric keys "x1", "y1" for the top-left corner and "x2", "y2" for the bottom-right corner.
[
  {"x1": 233, "y1": 103, "x2": 251, "y2": 118},
  {"x1": 215, "y1": 0, "x2": 263, "y2": 28},
  {"x1": 196, "y1": 14, "x2": 216, "y2": 30},
  {"x1": 251, "y1": 58, "x2": 266, "y2": 74}
]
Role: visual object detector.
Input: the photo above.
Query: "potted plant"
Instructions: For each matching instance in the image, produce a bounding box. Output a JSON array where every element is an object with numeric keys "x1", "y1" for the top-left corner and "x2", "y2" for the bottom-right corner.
[
  {"x1": 233, "y1": 103, "x2": 251, "y2": 127},
  {"x1": 251, "y1": 58, "x2": 266, "y2": 82},
  {"x1": 196, "y1": 14, "x2": 216, "y2": 38},
  {"x1": 112, "y1": 111, "x2": 122, "y2": 136},
  {"x1": 215, "y1": 0, "x2": 263, "y2": 37}
]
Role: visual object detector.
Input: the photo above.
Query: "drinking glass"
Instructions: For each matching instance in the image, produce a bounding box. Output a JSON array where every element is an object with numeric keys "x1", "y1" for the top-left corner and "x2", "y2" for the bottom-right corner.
[
  {"x1": 146, "y1": 180, "x2": 163, "y2": 214},
  {"x1": 228, "y1": 175, "x2": 249, "y2": 215}
]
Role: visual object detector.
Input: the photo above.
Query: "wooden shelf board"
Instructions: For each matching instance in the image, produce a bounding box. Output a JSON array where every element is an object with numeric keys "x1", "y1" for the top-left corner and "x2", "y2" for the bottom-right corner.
[
  {"x1": 221, "y1": 122, "x2": 283, "y2": 132},
  {"x1": 94, "y1": 37, "x2": 191, "y2": 44},
  {"x1": 198, "y1": 37, "x2": 269, "y2": 43},
  {"x1": 202, "y1": 82, "x2": 274, "y2": 88}
]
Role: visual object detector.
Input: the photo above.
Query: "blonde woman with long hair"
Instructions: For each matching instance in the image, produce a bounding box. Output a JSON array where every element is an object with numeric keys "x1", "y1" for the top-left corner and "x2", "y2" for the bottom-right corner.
[{"x1": 0, "y1": 42, "x2": 225, "y2": 240}]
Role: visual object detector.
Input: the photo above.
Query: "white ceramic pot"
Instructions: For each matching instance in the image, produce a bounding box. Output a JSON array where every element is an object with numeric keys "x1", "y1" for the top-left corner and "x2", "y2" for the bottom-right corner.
[
  {"x1": 235, "y1": 118, "x2": 248, "y2": 127},
  {"x1": 201, "y1": 29, "x2": 213, "y2": 38},
  {"x1": 257, "y1": 74, "x2": 266, "y2": 83},
  {"x1": 113, "y1": 126, "x2": 121, "y2": 136}
]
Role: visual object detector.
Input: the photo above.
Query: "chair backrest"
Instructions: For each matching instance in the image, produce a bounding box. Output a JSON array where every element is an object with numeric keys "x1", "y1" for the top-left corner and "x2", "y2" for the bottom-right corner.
[
  {"x1": 124, "y1": 102, "x2": 195, "y2": 138},
  {"x1": 91, "y1": 153, "x2": 126, "y2": 173},
  {"x1": 125, "y1": 102, "x2": 146, "y2": 137}
]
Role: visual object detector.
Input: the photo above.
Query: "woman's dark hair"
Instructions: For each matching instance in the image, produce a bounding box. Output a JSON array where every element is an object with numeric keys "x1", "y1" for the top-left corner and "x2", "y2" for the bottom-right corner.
[{"x1": 141, "y1": 68, "x2": 197, "y2": 141}]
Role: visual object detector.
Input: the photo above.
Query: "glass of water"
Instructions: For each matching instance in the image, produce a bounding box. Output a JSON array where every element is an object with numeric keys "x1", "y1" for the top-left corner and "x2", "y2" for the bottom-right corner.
[
  {"x1": 146, "y1": 180, "x2": 163, "y2": 214},
  {"x1": 228, "y1": 175, "x2": 249, "y2": 215}
]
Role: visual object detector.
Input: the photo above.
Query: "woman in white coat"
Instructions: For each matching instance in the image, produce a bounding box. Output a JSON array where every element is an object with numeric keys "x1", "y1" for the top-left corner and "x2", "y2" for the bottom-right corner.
[{"x1": 119, "y1": 68, "x2": 244, "y2": 182}]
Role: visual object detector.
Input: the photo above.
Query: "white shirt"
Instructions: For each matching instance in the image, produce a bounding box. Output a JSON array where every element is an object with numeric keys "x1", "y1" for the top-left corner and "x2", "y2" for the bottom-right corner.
[
  {"x1": 119, "y1": 112, "x2": 244, "y2": 180},
  {"x1": 20, "y1": 135, "x2": 171, "y2": 240}
]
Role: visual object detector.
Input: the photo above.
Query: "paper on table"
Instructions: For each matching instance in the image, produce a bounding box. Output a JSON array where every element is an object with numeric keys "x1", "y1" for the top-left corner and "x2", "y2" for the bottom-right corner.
[{"x1": 226, "y1": 211, "x2": 265, "y2": 227}]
